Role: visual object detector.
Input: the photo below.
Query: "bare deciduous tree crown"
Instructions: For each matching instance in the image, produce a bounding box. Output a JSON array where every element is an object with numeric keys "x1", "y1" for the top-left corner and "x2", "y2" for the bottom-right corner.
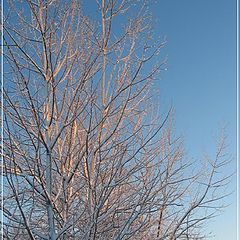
[{"x1": 2, "y1": 1, "x2": 231, "y2": 239}]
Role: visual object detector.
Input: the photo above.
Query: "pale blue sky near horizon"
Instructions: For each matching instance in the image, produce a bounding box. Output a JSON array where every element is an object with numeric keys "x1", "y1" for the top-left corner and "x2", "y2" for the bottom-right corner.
[{"x1": 149, "y1": 1, "x2": 237, "y2": 239}]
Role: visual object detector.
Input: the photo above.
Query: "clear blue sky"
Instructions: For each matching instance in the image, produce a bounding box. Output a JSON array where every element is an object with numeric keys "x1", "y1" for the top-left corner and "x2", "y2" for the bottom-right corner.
[
  {"x1": 149, "y1": 0, "x2": 236, "y2": 239},
  {"x1": 83, "y1": 0, "x2": 237, "y2": 238}
]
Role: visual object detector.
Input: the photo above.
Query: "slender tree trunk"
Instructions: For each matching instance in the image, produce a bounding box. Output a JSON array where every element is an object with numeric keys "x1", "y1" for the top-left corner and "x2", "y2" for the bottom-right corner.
[{"x1": 46, "y1": 149, "x2": 56, "y2": 240}]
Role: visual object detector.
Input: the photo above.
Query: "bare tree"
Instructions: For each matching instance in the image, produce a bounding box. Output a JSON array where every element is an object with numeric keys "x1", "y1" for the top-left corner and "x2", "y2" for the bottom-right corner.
[{"x1": 2, "y1": 0, "x2": 231, "y2": 239}]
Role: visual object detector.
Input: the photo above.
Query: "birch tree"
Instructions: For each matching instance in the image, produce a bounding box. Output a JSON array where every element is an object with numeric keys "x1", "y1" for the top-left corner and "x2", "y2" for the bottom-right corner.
[{"x1": 2, "y1": 0, "x2": 231, "y2": 239}]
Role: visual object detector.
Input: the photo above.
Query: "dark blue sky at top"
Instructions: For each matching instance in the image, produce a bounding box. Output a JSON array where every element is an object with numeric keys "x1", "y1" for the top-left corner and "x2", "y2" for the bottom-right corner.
[{"x1": 150, "y1": 0, "x2": 236, "y2": 152}]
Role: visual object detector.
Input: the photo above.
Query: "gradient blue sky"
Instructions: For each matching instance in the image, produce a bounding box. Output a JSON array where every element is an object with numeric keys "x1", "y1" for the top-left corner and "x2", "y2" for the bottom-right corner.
[
  {"x1": 149, "y1": 0, "x2": 236, "y2": 239},
  {"x1": 83, "y1": 0, "x2": 237, "y2": 238}
]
